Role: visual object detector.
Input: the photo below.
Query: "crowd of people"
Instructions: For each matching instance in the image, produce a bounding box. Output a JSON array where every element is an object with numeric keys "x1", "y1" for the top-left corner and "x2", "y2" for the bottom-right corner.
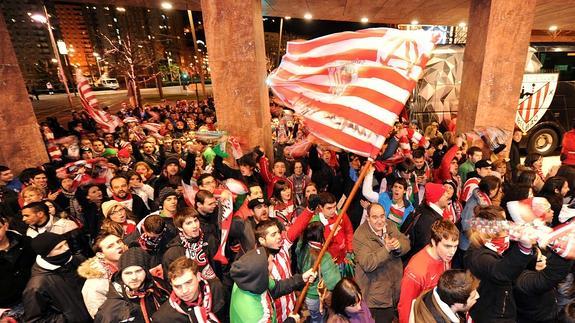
[{"x1": 1, "y1": 96, "x2": 575, "y2": 323}]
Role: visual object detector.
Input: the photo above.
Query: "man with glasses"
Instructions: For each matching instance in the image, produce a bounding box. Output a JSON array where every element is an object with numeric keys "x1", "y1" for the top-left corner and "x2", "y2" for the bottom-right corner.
[{"x1": 354, "y1": 203, "x2": 410, "y2": 323}]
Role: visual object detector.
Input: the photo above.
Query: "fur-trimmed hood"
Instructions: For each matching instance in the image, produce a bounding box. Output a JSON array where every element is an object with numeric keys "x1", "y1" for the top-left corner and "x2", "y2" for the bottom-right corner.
[{"x1": 78, "y1": 257, "x2": 109, "y2": 279}]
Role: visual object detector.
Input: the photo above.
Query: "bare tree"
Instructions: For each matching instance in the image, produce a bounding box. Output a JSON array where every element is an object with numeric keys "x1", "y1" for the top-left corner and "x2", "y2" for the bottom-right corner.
[{"x1": 100, "y1": 33, "x2": 158, "y2": 108}]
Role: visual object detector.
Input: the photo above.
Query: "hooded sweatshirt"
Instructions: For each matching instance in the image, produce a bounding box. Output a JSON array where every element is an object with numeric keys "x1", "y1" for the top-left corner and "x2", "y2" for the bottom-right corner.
[{"x1": 229, "y1": 247, "x2": 305, "y2": 323}]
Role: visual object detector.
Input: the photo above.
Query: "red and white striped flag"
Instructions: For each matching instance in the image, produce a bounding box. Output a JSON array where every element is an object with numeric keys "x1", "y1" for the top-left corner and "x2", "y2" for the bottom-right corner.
[
  {"x1": 267, "y1": 28, "x2": 439, "y2": 158},
  {"x1": 76, "y1": 71, "x2": 123, "y2": 133}
]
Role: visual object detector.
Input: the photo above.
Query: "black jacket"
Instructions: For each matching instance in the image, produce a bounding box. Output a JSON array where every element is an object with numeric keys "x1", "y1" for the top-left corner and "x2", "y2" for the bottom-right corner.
[
  {"x1": 514, "y1": 250, "x2": 574, "y2": 323},
  {"x1": 0, "y1": 230, "x2": 36, "y2": 307},
  {"x1": 162, "y1": 234, "x2": 220, "y2": 279},
  {"x1": 213, "y1": 155, "x2": 266, "y2": 189},
  {"x1": 308, "y1": 145, "x2": 344, "y2": 199},
  {"x1": 95, "y1": 276, "x2": 169, "y2": 323},
  {"x1": 22, "y1": 256, "x2": 91, "y2": 323},
  {"x1": 401, "y1": 203, "x2": 442, "y2": 261},
  {"x1": 465, "y1": 243, "x2": 535, "y2": 323}
]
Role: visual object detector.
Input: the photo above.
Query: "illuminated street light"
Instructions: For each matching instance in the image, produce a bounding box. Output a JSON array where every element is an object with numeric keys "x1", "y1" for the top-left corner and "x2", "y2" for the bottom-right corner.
[
  {"x1": 285, "y1": 16, "x2": 291, "y2": 20},
  {"x1": 116, "y1": 7, "x2": 126, "y2": 12},
  {"x1": 30, "y1": 14, "x2": 47, "y2": 24},
  {"x1": 360, "y1": 17, "x2": 369, "y2": 23},
  {"x1": 93, "y1": 52, "x2": 100, "y2": 58},
  {"x1": 51, "y1": 58, "x2": 58, "y2": 63},
  {"x1": 30, "y1": 8, "x2": 73, "y2": 109},
  {"x1": 459, "y1": 22, "x2": 467, "y2": 28},
  {"x1": 411, "y1": 20, "x2": 419, "y2": 25},
  {"x1": 304, "y1": 13, "x2": 312, "y2": 20},
  {"x1": 161, "y1": 2, "x2": 173, "y2": 10},
  {"x1": 549, "y1": 25, "x2": 558, "y2": 31}
]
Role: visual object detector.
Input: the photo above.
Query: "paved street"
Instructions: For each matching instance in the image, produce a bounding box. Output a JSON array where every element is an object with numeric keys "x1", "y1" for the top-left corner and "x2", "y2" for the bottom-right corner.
[{"x1": 31, "y1": 85, "x2": 213, "y2": 123}]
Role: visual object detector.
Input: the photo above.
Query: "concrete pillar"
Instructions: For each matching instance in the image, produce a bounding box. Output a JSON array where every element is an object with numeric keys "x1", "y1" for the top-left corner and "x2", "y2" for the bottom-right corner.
[
  {"x1": 0, "y1": 12, "x2": 49, "y2": 172},
  {"x1": 200, "y1": 0, "x2": 273, "y2": 158},
  {"x1": 457, "y1": 0, "x2": 536, "y2": 146}
]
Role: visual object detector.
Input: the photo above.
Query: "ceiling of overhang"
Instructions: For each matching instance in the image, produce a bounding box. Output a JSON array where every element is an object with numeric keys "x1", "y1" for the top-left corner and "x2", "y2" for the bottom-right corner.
[{"x1": 63, "y1": 0, "x2": 575, "y2": 31}]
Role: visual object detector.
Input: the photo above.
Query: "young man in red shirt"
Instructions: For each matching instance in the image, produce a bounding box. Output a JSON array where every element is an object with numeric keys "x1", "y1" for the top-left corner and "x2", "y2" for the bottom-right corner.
[{"x1": 398, "y1": 219, "x2": 460, "y2": 323}]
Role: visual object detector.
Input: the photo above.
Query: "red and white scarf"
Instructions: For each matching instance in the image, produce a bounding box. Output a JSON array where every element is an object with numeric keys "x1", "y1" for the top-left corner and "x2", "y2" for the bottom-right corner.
[{"x1": 168, "y1": 278, "x2": 219, "y2": 323}]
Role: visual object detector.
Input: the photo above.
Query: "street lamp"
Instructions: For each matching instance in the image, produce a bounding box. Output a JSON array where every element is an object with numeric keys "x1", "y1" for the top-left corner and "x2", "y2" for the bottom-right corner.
[{"x1": 31, "y1": 7, "x2": 74, "y2": 109}]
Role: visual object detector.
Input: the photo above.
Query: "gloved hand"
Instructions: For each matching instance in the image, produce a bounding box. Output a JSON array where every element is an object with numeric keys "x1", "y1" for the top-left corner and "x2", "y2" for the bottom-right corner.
[
  {"x1": 253, "y1": 146, "x2": 265, "y2": 162},
  {"x1": 307, "y1": 194, "x2": 321, "y2": 211}
]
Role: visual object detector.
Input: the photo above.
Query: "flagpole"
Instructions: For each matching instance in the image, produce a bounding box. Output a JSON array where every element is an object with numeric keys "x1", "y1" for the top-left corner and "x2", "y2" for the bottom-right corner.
[{"x1": 293, "y1": 159, "x2": 373, "y2": 314}]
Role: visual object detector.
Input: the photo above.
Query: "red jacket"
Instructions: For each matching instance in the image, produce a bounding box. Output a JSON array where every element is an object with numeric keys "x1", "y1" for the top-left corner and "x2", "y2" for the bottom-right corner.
[
  {"x1": 434, "y1": 145, "x2": 459, "y2": 184},
  {"x1": 562, "y1": 130, "x2": 575, "y2": 166},
  {"x1": 258, "y1": 155, "x2": 292, "y2": 197}
]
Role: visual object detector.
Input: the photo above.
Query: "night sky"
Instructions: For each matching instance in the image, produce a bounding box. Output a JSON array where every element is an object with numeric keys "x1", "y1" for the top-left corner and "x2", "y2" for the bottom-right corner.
[{"x1": 262, "y1": 16, "x2": 395, "y2": 39}]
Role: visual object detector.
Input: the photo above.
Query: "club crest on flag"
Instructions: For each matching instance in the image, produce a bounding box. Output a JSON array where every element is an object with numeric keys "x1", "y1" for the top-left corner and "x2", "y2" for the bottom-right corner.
[
  {"x1": 515, "y1": 73, "x2": 559, "y2": 133},
  {"x1": 328, "y1": 63, "x2": 359, "y2": 96}
]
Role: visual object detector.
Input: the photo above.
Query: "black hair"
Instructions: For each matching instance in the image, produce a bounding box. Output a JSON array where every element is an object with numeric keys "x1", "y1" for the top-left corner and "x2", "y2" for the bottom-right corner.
[
  {"x1": 318, "y1": 192, "x2": 337, "y2": 207},
  {"x1": 330, "y1": 278, "x2": 363, "y2": 318},
  {"x1": 21, "y1": 201, "x2": 49, "y2": 215},
  {"x1": 197, "y1": 173, "x2": 215, "y2": 187},
  {"x1": 0, "y1": 165, "x2": 9, "y2": 172},
  {"x1": 524, "y1": 153, "x2": 542, "y2": 167},
  {"x1": 392, "y1": 178, "x2": 409, "y2": 191},
  {"x1": 412, "y1": 148, "x2": 425, "y2": 159}
]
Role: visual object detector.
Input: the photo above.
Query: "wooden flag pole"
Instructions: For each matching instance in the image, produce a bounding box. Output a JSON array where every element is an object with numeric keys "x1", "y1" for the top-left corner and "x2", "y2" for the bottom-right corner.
[{"x1": 293, "y1": 159, "x2": 373, "y2": 314}]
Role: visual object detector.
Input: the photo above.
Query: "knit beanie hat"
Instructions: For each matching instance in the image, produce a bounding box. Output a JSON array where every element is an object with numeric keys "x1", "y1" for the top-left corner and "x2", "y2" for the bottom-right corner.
[
  {"x1": 31, "y1": 232, "x2": 67, "y2": 257},
  {"x1": 102, "y1": 200, "x2": 122, "y2": 218},
  {"x1": 164, "y1": 157, "x2": 180, "y2": 169},
  {"x1": 118, "y1": 247, "x2": 150, "y2": 273},
  {"x1": 117, "y1": 147, "x2": 131, "y2": 158},
  {"x1": 158, "y1": 187, "x2": 178, "y2": 207},
  {"x1": 425, "y1": 183, "x2": 446, "y2": 204}
]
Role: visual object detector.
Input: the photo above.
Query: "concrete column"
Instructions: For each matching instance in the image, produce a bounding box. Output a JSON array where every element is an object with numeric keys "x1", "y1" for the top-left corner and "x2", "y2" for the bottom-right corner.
[
  {"x1": 200, "y1": 0, "x2": 273, "y2": 158},
  {"x1": 457, "y1": 0, "x2": 536, "y2": 145},
  {"x1": 0, "y1": 12, "x2": 49, "y2": 172}
]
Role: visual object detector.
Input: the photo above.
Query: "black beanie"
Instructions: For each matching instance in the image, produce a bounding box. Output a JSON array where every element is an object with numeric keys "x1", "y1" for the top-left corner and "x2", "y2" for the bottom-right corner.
[
  {"x1": 158, "y1": 187, "x2": 178, "y2": 207},
  {"x1": 118, "y1": 247, "x2": 151, "y2": 273},
  {"x1": 31, "y1": 232, "x2": 66, "y2": 257},
  {"x1": 164, "y1": 157, "x2": 180, "y2": 169}
]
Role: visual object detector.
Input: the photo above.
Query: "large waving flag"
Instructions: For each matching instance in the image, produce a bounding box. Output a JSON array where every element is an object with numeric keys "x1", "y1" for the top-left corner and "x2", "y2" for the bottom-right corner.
[
  {"x1": 267, "y1": 28, "x2": 439, "y2": 158},
  {"x1": 76, "y1": 71, "x2": 123, "y2": 133}
]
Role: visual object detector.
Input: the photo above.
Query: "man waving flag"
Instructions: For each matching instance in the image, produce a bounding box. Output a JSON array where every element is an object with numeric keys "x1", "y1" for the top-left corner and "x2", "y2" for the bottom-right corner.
[
  {"x1": 267, "y1": 28, "x2": 439, "y2": 158},
  {"x1": 76, "y1": 71, "x2": 123, "y2": 133}
]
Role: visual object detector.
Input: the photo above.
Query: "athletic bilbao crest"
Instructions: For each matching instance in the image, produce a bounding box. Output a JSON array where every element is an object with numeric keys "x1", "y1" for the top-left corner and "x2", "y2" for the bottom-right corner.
[
  {"x1": 328, "y1": 63, "x2": 358, "y2": 96},
  {"x1": 516, "y1": 73, "x2": 559, "y2": 133}
]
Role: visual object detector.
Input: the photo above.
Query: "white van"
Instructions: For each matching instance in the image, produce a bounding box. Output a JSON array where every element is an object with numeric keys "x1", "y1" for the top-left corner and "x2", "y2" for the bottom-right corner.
[{"x1": 99, "y1": 78, "x2": 120, "y2": 90}]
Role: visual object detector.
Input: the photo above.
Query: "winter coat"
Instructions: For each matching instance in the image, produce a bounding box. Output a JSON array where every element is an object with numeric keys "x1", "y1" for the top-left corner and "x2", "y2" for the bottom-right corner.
[
  {"x1": 296, "y1": 242, "x2": 341, "y2": 300},
  {"x1": 354, "y1": 220, "x2": 410, "y2": 309},
  {"x1": 162, "y1": 233, "x2": 219, "y2": 280},
  {"x1": 22, "y1": 256, "x2": 91, "y2": 323},
  {"x1": 94, "y1": 275, "x2": 169, "y2": 323},
  {"x1": 400, "y1": 203, "x2": 443, "y2": 261},
  {"x1": 514, "y1": 250, "x2": 574, "y2": 323},
  {"x1": 213, "y1": 154, "x2": 266, "y2": 190},
  {"x1": 464, "y1": 243, "x2": 535, "y2": 323},
  {"x1": 78, "y1": 256, "x2": 115, "y2": 318},
  {"x1": 308, "y1": 145, "x2": 344, "y2": 199},
  {"x1": 26, "y1": 214, "x2": 78, "y2": 238},
  {"x1": 259, "y1": 155, "x2": 293, "y2": 198},
  {"x1": 0, "y1": 230, "x2": 36, "y2": 307}
]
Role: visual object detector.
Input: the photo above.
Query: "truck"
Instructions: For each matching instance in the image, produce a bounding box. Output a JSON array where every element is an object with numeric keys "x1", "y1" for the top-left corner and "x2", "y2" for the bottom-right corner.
[{"x1": 409, "y1": 44, "x2": 575, "y2": 155}]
